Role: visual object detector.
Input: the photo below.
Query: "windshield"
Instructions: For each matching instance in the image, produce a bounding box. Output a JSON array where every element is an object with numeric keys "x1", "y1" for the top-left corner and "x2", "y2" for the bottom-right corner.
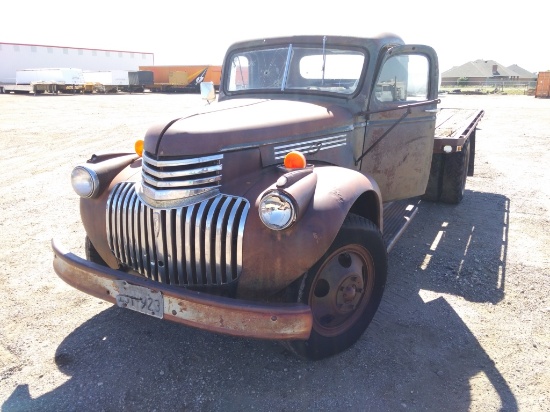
[{"x1": 227, "y1": 44, "x2": 366, "y2": 95}]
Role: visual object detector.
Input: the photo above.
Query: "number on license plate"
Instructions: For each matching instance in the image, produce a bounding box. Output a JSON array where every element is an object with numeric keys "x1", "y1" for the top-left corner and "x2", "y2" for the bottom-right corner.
[{"x1": 114, "y1": 281, "x2": 164, "y2": 319}]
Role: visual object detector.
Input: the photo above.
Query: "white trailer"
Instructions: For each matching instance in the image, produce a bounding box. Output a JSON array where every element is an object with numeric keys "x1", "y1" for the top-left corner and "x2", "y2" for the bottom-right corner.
[
  {"x1": 4, "y1": 68, "x2": 85, "y2": 95},
  {"x1": 16, "y1": 67, "x2": 84, "y2": 84}
]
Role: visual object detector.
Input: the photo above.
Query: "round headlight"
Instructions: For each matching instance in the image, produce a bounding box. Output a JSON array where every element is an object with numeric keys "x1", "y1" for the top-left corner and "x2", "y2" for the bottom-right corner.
[
  {"x1": 71, "y1": 166, "x2": 99, "y2": 198},
  {"x1": 259, "y1": 192, "x2": 296, "y2": 230}
]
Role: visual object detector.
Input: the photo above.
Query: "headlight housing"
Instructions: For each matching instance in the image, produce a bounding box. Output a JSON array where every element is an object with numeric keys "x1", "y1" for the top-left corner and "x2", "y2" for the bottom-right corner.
[
  {"x1": 71, "y1": 166, "x2": 99, "y2": 198},
  {"x1": 259, "y1": 191, "x2": 296, "y2": 230}
]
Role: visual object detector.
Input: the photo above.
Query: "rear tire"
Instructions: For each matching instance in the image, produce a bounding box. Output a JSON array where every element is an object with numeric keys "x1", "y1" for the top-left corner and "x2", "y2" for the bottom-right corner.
[
  {"x1": 422, "y1": 153, "x2": 444, "y2": 202},
  {"x1": 467, "y1": 132, "x2": 476, "y2": 176},
  {"x1": 283, "y1": 214, "x2": 387, "y2": 360},
  {"x1": 440, "y1": 140, "x2": 470, "y2": 204}
]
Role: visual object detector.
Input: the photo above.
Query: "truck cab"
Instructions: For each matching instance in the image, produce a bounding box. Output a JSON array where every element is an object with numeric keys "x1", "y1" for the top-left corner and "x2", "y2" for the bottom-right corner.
[
  {"x1": 219, "y1": 35, "x2": 439, "y2": 202},
  {"x1": 54, "y1": 34, "x2": 450, "y2": 360}
]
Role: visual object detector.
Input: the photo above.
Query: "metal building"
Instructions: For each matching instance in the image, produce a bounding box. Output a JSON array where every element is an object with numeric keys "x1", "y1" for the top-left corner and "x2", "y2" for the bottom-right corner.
[{"x1": 0, "y1": 42, "x2": 154, "y2": 85}]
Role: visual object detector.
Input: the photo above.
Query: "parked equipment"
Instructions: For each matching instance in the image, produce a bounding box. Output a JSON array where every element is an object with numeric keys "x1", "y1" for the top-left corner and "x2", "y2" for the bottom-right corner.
[
  {"x1": 3, "y1": 68, "x2": 85, "y2": 94},
  {"x1": 535, "y1": 71, "x2": 550, "y2": 98},
  {"x1": 139, "y1": 65, "x2": 221, "y2": 92}
]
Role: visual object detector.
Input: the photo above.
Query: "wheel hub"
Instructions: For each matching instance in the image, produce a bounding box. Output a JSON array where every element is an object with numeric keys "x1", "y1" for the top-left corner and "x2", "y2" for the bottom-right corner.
[
  {"x1": 336, "y1": 275, "x2": 364, "y2": 313},
  {"x1": 310, "y1": 247, "x2": 373, "y2": 333}
]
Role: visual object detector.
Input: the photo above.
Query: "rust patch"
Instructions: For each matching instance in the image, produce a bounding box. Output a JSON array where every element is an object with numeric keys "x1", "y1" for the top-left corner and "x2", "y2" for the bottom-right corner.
[{"x1": 330, "y1": 189, "x2": 345, "y2": 203}]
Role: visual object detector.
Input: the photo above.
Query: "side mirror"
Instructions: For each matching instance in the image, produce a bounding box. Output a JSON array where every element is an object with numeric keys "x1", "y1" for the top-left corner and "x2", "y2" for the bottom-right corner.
[{"x1": 200, "y1": 81, "x2": 216, "y2": 104}]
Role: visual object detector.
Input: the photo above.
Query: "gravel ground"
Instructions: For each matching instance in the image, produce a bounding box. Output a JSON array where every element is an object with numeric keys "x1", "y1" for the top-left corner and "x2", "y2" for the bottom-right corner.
[{"x1": 0, "y1": 92, "x2": 549, "y2": 412}]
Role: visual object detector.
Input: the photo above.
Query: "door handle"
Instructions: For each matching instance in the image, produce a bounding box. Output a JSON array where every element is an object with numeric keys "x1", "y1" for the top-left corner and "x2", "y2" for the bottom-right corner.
[{"x1": 424, "y1": 109, "x2": 439, "y2": 113}]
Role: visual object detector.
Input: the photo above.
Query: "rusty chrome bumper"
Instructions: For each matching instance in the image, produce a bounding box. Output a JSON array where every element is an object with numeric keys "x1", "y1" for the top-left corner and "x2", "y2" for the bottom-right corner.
[{"x1": 52, "y1": 239, "x2": 312, "y2": 340}]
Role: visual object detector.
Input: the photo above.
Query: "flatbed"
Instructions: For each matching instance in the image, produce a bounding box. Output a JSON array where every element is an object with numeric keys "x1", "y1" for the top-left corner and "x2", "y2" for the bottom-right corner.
[
  {"x1": 435, "y1": 107, "x2": 484, "y2": 153},
  {"x1": 384, "y1": 107, "x2": 484, "y2": 250},
  {"x1": 3, "y1": 82, "x2": 59, "y2": 95}
]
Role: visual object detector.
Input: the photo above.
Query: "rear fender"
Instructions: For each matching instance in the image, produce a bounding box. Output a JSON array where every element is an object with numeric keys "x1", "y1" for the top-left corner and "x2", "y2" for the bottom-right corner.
[{"x1": 237, "y1": 165, "x2": 382, "y2": 298}]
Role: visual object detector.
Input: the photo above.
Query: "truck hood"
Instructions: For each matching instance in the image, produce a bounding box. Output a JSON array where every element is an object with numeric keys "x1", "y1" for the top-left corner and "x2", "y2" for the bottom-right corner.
[{"x1": 143, "y1": 99, "x2": 353, "y2": 157}]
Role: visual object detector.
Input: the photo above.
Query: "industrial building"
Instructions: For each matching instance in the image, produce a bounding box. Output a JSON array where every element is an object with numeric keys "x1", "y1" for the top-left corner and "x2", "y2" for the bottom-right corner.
[{"x1": 0, "y1": 42, "x2": 154, "y2": 85}]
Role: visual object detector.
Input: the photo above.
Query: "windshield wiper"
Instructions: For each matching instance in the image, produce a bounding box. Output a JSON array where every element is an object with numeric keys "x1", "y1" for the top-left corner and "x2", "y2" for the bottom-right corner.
[{"x1": 321, "y1": 36, "x2": 327, "y2": 85}]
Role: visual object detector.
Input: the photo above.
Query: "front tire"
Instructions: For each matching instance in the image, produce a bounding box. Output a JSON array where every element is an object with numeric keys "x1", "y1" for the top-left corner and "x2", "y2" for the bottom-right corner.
[{"x1": 284, "y1": 214, "x2": 387, "y2": 360}]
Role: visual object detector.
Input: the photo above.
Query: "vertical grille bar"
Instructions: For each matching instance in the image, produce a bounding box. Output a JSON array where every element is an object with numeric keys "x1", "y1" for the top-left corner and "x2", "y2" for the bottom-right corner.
[
  {"x1": 121, "y1": 187, "x2": 132, "y2": 266},
  {"x1": 204, "y1": 196, "x2": 222, "y2": 285},
  {"x1": 107, "y1": 182, "x2": 248, "y2": 286},
  {"x1": 126, "y1": 192, "x2": 137, "y2": 269},
  {"x1": 106, "y1": 185, "x2": 115, "y2": 252},
  {"x1": 107, "y1": 183, "x2": 124, "y2": 256},
  {"x1": 185, "y1": 204, "x2": 197, "y2": 285},
  {"x1": 155, "y1": 210, "x2": 167, "y2": 284},
  {"x1": 235, "y1": 200, "x2": 249, "y2": 276},
  {"x1": 215, "y1": 197, "x2": 233, "y2": 284},
  {"x1": 165, "y1": 209, "x2": 177, "y2": 285},
  {"x1": 131, "y1": 192, "x2": 143, "y2": 273},
  {"x1": 175, "y1": 208, "x2": 186, "y2": 285},
  {"x1": 145, "y1": 206, "x2": 158, "y2": 282},
  {"x1": 194, "y1": 200, "x2": 209, "y2": 285},
  {"x1": 139, "y1": 202, "x2": 150, "y2": 278},
  {"x1": 116, "y1": 183, "x2": 132, "y2": 262},
  {"x1": 225, "y1": 199, "x2": 248, "y2": 278}
]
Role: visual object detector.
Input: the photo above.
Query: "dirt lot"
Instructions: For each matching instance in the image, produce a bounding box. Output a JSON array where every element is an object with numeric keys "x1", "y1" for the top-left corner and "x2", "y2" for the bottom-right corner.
[{"x1": 0, "y1": 92, "x2": 549, "y2": 412}]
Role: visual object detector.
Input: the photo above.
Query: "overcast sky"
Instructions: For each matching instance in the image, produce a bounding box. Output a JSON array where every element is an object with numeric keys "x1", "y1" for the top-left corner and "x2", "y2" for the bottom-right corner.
[{"x1": 1, "y1": 0, "x2": 547, "y2": 73}]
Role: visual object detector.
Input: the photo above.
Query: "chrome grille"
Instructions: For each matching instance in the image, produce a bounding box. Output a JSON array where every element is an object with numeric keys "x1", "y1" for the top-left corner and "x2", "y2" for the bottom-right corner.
[
  {"x1": 106, "y1": 182, "x2": 249, "y2": 286},
  {"x1": 141, "y1": 152, "x2": 223, "y2": 201}
]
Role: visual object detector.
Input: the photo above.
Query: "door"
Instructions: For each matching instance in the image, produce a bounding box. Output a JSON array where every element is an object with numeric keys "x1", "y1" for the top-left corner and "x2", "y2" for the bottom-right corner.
[{"x1": 359, "y1": 45, "x2": 439, "y2": 202}]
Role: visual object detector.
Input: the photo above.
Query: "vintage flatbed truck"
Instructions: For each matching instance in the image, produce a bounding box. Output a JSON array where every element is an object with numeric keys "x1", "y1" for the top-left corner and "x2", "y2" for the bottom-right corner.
[{"x1": 52, "y1": 33, "x2": 483, "y2": 360}]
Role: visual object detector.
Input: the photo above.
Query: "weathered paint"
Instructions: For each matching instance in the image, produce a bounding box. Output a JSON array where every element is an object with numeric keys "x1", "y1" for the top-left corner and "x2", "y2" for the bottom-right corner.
[{"x1": 52, "y1": 239, "x2": 313, "y2": 340}]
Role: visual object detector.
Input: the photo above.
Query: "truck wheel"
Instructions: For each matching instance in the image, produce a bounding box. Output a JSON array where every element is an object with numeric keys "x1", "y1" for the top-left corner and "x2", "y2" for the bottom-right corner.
[
  {"x1": 467, "y1": 132, "x2": 476, "y2": 176},
  {"x1": 440, "y1": 141, "x2": 470, "y2": 204},
  {"x1": 85, "y1": 236, "x2": 108, "y2": 267},
  {"x1": 422, "y1": 153, "x2": 443, "y2": 202},
  {"x1": 284, "y1": 214, "x2": 387, "y2": 360}
]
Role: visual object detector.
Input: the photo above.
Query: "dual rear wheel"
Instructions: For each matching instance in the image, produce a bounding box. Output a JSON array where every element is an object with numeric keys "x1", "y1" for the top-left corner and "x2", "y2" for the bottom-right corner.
[{"x1": 423, "y1": 139, "x2": 472, "y2": 204}]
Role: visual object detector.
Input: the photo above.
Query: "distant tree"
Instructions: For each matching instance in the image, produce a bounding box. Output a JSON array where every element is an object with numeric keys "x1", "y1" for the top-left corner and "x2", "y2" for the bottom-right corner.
[{"x1": 457, "y1": 77, "x2": 469, "y2": 86}]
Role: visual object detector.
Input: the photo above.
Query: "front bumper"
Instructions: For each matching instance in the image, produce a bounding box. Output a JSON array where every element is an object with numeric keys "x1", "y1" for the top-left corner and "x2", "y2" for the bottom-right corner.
[{"x1": 52, "y1": 239, "x2": 312, "y2": 340}]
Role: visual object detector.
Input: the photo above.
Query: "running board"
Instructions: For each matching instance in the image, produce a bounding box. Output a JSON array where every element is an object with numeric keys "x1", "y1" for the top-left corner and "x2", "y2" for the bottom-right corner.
[{"x1": 382, "y1": 197, "x2": 421, "y2": 253}]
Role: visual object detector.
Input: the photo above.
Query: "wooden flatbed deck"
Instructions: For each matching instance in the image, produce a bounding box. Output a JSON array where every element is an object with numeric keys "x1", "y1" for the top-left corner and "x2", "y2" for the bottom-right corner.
[
  {"x1": 435, "y1": 108, "x2": 484, "y2": 139},
  {"x1": 433, "y1": 107, "x2": 484, "y2": 153}
]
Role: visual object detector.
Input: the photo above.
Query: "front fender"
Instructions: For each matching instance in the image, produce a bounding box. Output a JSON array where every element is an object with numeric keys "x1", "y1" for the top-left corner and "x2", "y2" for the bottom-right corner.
[
  {"x1": 237, "y1": 165, "x2": 382, "y2": 298},
  {"x1": 80, "y1": 157, "x2": 142, "y2": 268}
]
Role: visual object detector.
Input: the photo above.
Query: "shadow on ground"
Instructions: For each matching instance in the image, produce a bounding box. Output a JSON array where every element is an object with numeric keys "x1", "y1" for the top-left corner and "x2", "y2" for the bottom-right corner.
[{"x1": 3, "y1": 190, "x2": 517, "y2": 412}]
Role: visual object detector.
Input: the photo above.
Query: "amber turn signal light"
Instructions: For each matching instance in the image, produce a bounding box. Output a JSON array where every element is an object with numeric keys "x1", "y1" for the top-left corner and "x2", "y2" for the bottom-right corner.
[
  {"x1": 135, "y1": 140, "x2": 144, "y2": 157},
  {"x1": 284, "y1": 151, "x2": 306, "y2": 169}
]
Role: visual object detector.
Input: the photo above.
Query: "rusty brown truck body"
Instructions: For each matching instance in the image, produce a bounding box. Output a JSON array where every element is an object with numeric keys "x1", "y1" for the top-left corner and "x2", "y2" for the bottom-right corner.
[{"x1": 52, "y1": 34, "x2": 483, "y2": 360}]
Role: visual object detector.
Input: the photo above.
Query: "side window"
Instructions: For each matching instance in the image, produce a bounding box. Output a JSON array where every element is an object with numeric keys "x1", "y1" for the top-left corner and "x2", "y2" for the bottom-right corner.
[
  {"x1": 375, "y1": 54, "x2": 429, "y2": 102},
  {"x1": 229, "y1": 55, "x2": 249, "y2": 91}
]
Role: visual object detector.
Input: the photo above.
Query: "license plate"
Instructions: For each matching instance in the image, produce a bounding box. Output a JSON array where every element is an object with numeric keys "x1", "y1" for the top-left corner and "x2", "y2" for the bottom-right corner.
[{"x1": 114, "y1": 281, "x2": 164, "y2": 319}]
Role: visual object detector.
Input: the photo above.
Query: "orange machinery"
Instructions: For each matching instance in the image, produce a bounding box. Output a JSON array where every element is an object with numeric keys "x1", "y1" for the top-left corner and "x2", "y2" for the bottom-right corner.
[{"x1": 139, "y1": 65, "x2": 222, "y2": 92}]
